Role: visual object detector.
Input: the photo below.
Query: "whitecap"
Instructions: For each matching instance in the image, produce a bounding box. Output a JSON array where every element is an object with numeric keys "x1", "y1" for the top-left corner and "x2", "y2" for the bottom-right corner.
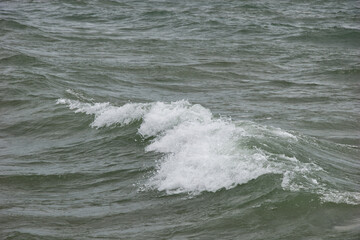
[{"x1": 57, "y1": 98, "x2": 360, "y2": 204}]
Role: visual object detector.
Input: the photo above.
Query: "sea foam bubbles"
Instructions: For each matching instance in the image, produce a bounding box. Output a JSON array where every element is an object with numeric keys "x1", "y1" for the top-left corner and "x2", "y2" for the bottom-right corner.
[{"x1": 57, "y1": 97, "x2": 360, "y2": 204}]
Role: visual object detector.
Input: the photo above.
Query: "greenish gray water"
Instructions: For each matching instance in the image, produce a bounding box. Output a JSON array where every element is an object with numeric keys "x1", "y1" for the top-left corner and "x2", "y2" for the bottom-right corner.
[{"x1": 1, "y1": 0, "x2": 359, "y2": 239}]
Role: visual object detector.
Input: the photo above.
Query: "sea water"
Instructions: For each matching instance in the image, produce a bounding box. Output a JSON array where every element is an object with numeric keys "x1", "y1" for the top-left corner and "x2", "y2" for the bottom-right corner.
[{"x1": 1, "y1": 0, "x2": 359, "y2": 239}]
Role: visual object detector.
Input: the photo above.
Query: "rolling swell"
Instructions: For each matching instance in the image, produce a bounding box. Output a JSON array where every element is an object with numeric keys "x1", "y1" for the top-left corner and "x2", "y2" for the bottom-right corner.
[{"x1": 57, "y1": 96, "x2": 360, "y2": 204}]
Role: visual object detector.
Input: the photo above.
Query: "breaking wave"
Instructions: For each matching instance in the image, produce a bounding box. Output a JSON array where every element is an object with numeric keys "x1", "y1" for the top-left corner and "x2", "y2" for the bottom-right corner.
[{"x1": 57, "y1": 96, "x2": 360, "y2": 204}]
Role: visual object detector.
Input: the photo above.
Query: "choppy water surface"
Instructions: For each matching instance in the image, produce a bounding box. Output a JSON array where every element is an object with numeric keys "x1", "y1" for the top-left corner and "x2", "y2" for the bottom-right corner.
[{"x1": 1, "y1": 0, "x2": 359, "y2": 239}]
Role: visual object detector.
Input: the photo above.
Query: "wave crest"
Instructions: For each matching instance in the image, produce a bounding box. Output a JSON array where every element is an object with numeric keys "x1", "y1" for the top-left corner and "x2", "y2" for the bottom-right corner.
[{"x1": 57, "y1": 96, "x2": 360, "y2": 204}]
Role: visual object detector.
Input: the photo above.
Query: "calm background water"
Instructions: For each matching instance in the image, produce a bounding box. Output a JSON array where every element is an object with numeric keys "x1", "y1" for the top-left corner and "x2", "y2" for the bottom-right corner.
[{"x1": 1, "y1": 0, "x2": 359, "y2": 239}]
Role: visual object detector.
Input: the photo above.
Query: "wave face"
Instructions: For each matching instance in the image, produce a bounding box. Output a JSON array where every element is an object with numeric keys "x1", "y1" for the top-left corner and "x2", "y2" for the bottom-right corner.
[{"x1": 57, "y1": 98, "x2": 360, "y2": 204}]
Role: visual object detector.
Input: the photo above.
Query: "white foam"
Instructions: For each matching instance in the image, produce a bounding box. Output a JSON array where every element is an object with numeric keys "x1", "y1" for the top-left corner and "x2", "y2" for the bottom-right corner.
[
  {"x1": 138, "y1": 100, "x2": 212, "y2": 137},
  {"x1": 57, "y1": 98, "x2": 277, "y2": 194},
  {"x1": 134, "y1": 100, "x2": 275, "y2": 194},
  {"x1": 145, "y1": 120, "x2": 274, "y2": 194},
  {"x1": 56, "y1": 98, "x2": 149, "y2": 128},
  {"x1": 57, "y1": 97, "x2": 360, "y2": 203},
  {"x1": 321, "y1": 190, "x2": 360, "y2": 205}
]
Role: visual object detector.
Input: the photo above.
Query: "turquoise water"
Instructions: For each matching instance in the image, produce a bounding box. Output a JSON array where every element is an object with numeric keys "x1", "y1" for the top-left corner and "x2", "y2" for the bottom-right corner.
[{"x1": 1, "y1": 0, "x2": 359, "y2": 239}]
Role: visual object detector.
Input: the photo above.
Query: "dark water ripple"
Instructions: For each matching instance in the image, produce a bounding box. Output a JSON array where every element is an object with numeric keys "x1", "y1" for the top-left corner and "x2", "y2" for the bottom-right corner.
[{"x1": 1, "y1": 0, "x2": 360, "y2": 239}]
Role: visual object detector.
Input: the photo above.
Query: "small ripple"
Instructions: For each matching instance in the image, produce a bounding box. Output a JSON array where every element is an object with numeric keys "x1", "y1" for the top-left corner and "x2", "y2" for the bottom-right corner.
[
  {"x1": 0, "y1": 53, "x2": 41, "y2": 66},
  {"x1": 0, "y1": 19, "x2": 37, "y2": 30},
  {"x1": 264, "y1": 80, "x2": 321, "y2": 87}
]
